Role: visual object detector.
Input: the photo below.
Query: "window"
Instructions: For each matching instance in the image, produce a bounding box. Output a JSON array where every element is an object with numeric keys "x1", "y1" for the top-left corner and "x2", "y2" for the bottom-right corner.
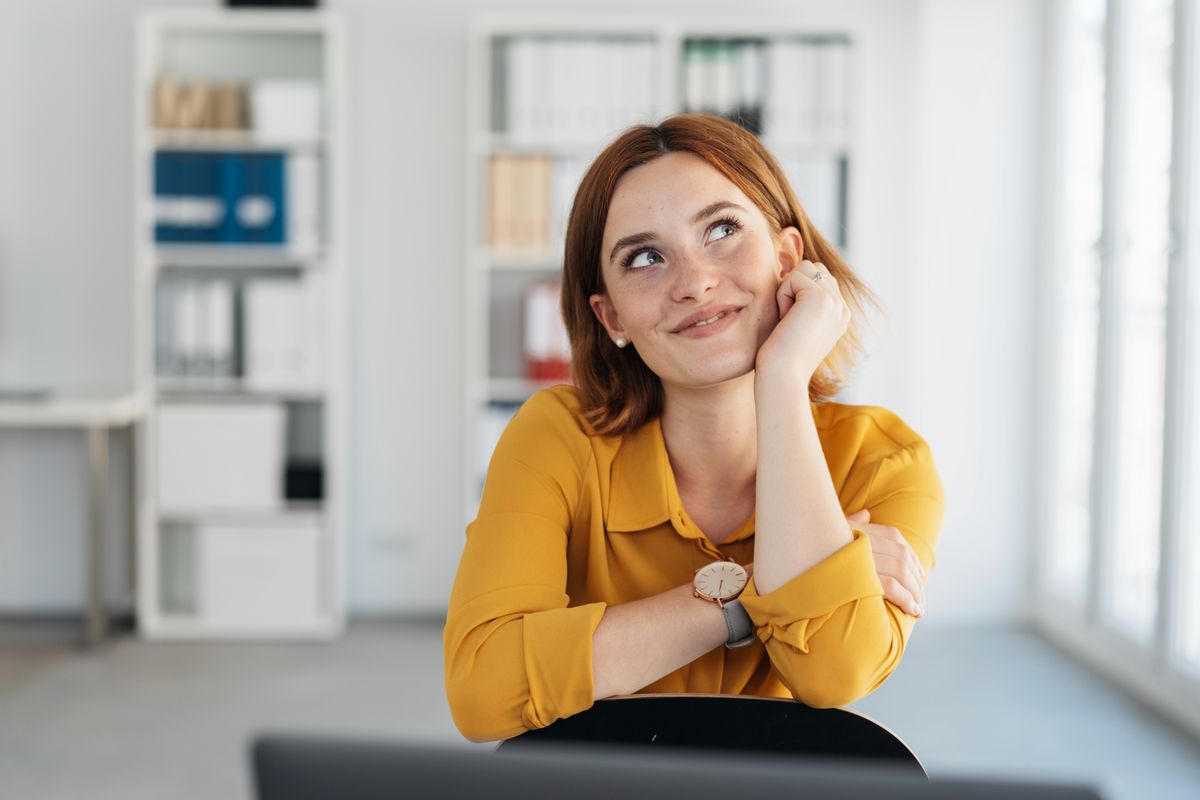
[
  {"x1": 1039, "y1": 0, "x2": 1199, "y2": 734},
  {"x1": 1103, "y1": 0, "x2": 1174, "y2": 642},
  {"x1": 1046, "y1": 0, "x2": 1107, "y2": 607}
]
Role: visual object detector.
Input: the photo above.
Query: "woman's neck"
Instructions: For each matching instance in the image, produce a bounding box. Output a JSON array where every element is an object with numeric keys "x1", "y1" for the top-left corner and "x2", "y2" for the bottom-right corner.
[{"x1": 659, "y1": 371, "x2": 759, "y2": 501}]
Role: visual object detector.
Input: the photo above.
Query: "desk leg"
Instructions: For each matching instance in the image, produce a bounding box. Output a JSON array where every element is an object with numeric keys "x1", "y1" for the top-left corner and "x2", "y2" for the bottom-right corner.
[
  {"x1": 86, "y1": 424, "x2": 109, "y2": 647},
  {"x1": 126, "y1": 421, "x2": 138, "y2": 616}
]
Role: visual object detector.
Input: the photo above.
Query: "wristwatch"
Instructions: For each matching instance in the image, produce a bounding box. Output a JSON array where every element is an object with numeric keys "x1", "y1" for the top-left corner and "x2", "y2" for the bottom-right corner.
[{"x1": 692, "y1": 560, "x2": 756, "y2": 649}]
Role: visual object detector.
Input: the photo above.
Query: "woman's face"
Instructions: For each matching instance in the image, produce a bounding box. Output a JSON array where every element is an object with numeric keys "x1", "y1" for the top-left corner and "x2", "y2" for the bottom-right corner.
[{"x1": 591, "y1": 151, "x2": 802, "y2": 390}]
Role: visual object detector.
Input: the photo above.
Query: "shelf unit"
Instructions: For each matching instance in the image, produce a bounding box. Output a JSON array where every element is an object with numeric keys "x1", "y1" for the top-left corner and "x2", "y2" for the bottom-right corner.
[
  {"x1": 464, "y1": 16, "x2": 855, "y2": 519},
  {"x1": 133, "y1": 8, "x2": 346, "y2": 640}
]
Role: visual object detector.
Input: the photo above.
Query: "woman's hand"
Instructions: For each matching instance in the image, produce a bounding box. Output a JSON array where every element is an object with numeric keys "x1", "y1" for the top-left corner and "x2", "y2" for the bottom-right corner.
[
  {"x1": 846, "y1": 509, "x2": 927, "y2": 618},
  {"x1": 754, "y1": 259, "x2": 851, "y2": 386}
]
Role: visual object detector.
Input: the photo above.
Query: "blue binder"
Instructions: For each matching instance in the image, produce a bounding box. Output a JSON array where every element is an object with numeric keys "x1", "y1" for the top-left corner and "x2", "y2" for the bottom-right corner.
[
  {"x1": 155, "y1": 151, "x2": 287, "y2": 245},
  {"x1": 154, "y1": 151, "x2": 225, "y2": 243},
  {"x1": 217, "y1": 154, "x2": 242, "y2": 243},
  {"x1": 230, "y1": 153, "x2": 287, "y2": 244}
]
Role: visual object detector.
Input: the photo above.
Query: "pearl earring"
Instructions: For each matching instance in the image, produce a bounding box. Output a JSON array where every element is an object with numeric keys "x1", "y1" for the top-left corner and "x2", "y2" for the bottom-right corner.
[{"x1": 615, "y1": 337, "x2": 627, "y2": 348}]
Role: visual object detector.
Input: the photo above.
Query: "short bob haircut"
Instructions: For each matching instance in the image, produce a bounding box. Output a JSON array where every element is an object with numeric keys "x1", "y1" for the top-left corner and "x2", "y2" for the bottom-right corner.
[{"x1": 561, "y1": 112, "x2": 882, "y2": 437}]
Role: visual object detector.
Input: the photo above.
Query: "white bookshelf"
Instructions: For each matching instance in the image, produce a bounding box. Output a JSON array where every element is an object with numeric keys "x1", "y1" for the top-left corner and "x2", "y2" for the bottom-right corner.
[
  {"x1": 464, "y1": 16, "x2": 855, "y2": 520},
  {"x1": 133, "y1": 8, "x2": 347, "y2": 640}
]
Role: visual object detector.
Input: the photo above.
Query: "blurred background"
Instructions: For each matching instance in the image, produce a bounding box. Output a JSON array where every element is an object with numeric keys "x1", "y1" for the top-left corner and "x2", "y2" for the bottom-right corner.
[{"x1": 1, "y1": 0, "x2": 1199, "y2": 797}]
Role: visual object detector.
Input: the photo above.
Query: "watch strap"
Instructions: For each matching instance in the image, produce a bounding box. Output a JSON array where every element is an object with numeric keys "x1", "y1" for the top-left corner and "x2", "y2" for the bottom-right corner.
[{"x1": 722, "y1": 598, "x2": 755, "y2": 649}]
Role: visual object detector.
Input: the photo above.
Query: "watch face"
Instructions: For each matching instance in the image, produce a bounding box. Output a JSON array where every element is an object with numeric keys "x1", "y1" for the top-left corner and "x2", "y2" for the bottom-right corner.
[{"x1": 694, "y1": 561, "x2": 748, "y2": 601}]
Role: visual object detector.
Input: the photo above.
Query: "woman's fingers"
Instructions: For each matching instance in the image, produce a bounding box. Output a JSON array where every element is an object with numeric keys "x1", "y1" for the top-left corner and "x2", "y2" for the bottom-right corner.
[
  {"x1": 872, "y1": 551, "x2": 925, "y2": 615},
  {"x1": 778, "y1": 259, "x2": 839, "y2": 316},
  {"x1": 848, "y1": 510, "x2": 927, "y2": 617},
  {"x1": 879, "y1": 576, "x2": 921, "y2": 619},
  {"x1": 760, "y1": 258, "x2": 851, "y2": 381},
  {"x1": 776, "y1": 276, "x2": 796, "y2": 318},
  {"x1": 910, "y1": 548, "x2": 927, "y2": 582},
  {"x1": 887, "y1": 532, "x2": 925, "y2": 582},
  {"x1": 796, "y1": 259, "x2": 837, "y2": 287},
  {"x1": 783, "y1": 261, "x2": 840, "y2": 304},
  {"x1": 852, "y1": 514, "x2": 926, "y2": 580},
  {"x1": 799, "y1": 262, "x2": 843, "y2": 309}
]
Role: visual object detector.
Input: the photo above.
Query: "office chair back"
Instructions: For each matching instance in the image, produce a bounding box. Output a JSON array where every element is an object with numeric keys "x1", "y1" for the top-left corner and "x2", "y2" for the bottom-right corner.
[{"x1": 497, "y1": 693, "x2": 925, "y2": 774}]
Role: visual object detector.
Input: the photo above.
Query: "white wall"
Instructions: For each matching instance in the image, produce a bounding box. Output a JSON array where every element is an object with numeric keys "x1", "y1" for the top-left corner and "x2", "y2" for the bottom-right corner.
[
  {"x1": 0, "y1": 0, "x2": 1042, "y2": 626},
  {"x1": 0, "y1": 0, "x2": 184, "y2": 611},
  {"x1": 903, "y1": 0, "x2": 1044, "y2": 625}
]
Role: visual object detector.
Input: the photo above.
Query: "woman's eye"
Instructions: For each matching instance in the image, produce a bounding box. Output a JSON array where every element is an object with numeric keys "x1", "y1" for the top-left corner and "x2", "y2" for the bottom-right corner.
[
  {"x1": 709, "y1": 222, "x2": 738, "y2": 243},
  {"x1": 627, "y1": 249, "x2": 663, "y2": 269}
]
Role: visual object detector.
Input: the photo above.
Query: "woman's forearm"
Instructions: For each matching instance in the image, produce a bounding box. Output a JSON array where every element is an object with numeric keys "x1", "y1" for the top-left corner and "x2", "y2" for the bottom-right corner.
[
  {"x1": 753, "y1": 373, "x2": 854, "y2": 594},
  {"x1": 591, "y1": 582, "x2": 727, "y2": 700}
]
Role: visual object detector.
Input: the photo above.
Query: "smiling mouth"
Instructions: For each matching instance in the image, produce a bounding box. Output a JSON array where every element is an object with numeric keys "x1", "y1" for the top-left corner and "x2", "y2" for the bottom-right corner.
[
  {"x1": 671, "y1": 305, "x2": 744, "y2": 334},
  {"x1": 688, "y1": 311, "x2": 731, "y2": 328}
]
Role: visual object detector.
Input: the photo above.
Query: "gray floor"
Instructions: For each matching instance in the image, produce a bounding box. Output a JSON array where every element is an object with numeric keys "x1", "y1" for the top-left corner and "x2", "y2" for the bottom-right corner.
[{"x1": 1, "y1": 621, "x2": 1198, "y2": 800}]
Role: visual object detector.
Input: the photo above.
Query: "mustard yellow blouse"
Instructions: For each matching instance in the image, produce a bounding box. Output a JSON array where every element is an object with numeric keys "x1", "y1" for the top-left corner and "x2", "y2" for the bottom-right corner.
[{"x1": 444, "y1": 385, "x2": 945, "y2": 742}]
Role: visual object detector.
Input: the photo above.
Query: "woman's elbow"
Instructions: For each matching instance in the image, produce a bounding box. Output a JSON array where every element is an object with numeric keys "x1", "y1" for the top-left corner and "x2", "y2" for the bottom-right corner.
[
  {"x1": 448, "y1": 705, "x2": 504, "y2": 744},
  {"x1": 446, "y1": 675, "x2": 527, "y2": 743},
  {"x1": 444, "y1": 620, "x2": 533, "y2": 742},
  {"x1": 787, "y1": 678, "x2": 875, "y2": 709},
  {"x1": 775, "y1": 643, "x2": 901, "y2": 708}
]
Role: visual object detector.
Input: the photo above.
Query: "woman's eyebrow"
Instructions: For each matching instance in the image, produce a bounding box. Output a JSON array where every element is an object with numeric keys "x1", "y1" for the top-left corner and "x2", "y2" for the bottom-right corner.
[
  {"x1": 607, "y1": 201, "x2": 748, "y2": 265},
  {"x1": 608, "y1": 231, "x2": 656, "y2": 265},
  {"x1": 691, "y1": 201, "x2": 744, "y2": 224}
]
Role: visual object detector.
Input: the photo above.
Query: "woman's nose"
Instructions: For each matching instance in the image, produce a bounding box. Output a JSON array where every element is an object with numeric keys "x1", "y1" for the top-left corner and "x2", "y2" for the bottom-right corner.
[{"x1": 670, "y1": 250, "x2": 721, "y2": 302}]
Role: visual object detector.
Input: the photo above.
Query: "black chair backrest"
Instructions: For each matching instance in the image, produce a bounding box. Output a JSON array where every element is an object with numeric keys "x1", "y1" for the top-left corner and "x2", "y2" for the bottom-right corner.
[{"x1": 497, "y1": 694, "x2": 925, "y2": 775}]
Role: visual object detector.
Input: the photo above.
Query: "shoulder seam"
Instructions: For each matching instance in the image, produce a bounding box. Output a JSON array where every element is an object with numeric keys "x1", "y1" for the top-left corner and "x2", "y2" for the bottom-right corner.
[{"x1": 542, "y1": 385, "x2": 591, "y2": 439}]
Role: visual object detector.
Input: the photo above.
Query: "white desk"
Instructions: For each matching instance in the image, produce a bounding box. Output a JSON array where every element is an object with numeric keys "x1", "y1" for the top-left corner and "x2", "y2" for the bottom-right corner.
[{"x1": 0, "y1": 391, "x2": 148, "y2": 646}]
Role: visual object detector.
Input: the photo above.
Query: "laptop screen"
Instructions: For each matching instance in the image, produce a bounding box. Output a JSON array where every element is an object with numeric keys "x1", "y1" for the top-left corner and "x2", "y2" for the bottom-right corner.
[{"x1": 252, "y1": 734, "x2": 1104, "y2": 800}]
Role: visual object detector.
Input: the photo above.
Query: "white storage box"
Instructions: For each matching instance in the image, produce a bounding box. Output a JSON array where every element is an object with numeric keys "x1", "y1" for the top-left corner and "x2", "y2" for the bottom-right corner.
[
  {"x1": 251, "y1": 80, "x2": 322, "y2": 139},
  {"x1": 156, "y1": 403, "x2": 285, "y2": 512},
  {"x1": 198, "y1": 519, "x2": 322, "y2": 627}
]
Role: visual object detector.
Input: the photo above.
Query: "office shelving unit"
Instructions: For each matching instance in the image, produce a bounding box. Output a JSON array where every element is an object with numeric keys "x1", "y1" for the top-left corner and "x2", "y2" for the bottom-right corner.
[
  {"x1": 463, "y1": 16, "x2": 855, "y2": 521},
  {"x1": 133, "y1": 8, "x2": 346, "y2": 640}
]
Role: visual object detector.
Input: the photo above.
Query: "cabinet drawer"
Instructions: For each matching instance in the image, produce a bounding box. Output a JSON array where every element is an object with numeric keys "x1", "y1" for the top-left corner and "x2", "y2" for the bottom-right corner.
[
  {"x1": 157, "y1": 403, "x2": 285, "y2": 512},
  {"x1": 198, "y1": 521, "x2": 322, "y2": 626}
]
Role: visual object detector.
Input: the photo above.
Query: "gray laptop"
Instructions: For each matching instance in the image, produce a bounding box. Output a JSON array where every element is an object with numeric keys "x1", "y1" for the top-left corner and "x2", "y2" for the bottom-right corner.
[{"x1": 251, "y1": 733, "x2": 1104, "y2": 800}]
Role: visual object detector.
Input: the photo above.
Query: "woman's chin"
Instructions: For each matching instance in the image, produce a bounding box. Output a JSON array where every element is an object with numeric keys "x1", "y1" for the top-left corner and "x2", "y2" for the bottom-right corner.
[{"x1": 672, "y1": 357, "x2": 758, "y2": 390}]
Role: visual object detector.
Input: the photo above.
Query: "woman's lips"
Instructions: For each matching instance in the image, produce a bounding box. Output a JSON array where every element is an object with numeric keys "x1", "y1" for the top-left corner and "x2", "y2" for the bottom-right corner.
[{"x1": 674, "y1": 307, "x2": 741, "y2": 339}]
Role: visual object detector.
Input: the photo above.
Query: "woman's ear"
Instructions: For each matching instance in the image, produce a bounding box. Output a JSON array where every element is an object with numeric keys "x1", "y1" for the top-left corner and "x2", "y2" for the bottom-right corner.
[
  {"x1": 589, "y1": 293, "x2": 625, "y2": 341},
  {"x1": 776, "y1": 226, "x2": 804, "y2": 279}
]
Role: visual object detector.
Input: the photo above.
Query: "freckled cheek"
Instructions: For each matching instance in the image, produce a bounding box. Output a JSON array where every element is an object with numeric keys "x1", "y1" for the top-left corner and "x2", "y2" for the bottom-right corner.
[
  {"x1": 720, "y1": 239, "x2": 774, "y2": 274},
  {"x1": 753, "y1": 291, "x2": 781, "y2": 331},
  {"x1": 614, "y1": 301, "x2": 667, "y2": 337},
  {"x1": 611, "y1": 279, "x2": 671, "y2": 335},
  {"x1": 716, "y1": 240, "x2": 750, "y2": 261}
]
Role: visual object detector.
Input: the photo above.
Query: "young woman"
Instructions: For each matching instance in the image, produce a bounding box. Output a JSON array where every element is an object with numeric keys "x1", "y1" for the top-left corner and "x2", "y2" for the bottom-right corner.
[{"x1": 444, "y1": 113, "x2": 944, "y2": 743}]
